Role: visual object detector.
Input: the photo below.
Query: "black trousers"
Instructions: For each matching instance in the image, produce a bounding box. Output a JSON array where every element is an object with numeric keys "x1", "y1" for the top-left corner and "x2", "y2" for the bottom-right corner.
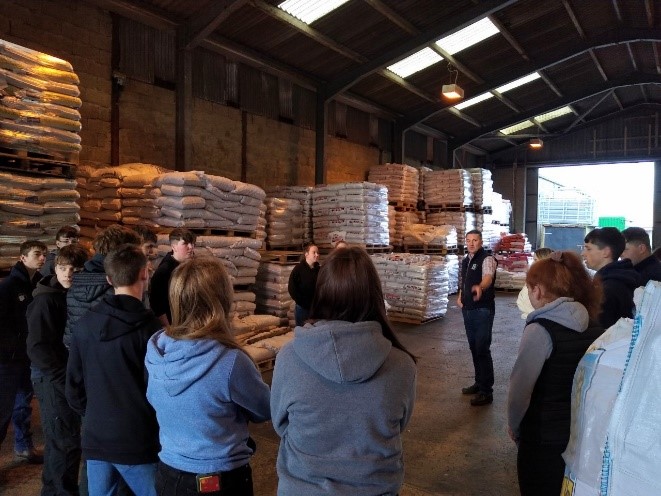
[
  {"x1": 155, "y1": 461, "x2": 253, "y2": 496},
  {"x1": 33, "y1": 375, "x2": 82, "y2": 496},
  {"x1": 517, "y1": 440, "x2": 566, "y2": 496}
]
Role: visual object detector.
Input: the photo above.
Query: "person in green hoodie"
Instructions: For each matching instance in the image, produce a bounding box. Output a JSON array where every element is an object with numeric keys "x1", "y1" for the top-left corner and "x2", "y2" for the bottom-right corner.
[{"x1": 27, "y1": 244, "x2": 89, "y2": 495}]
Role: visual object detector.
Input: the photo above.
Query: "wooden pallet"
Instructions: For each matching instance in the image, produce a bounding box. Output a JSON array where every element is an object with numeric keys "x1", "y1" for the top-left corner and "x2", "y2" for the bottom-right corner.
[
  {"x1": 389, "y1": 201, "x2": 417, "y2": 212},
  {"x1": 158, "y1": 226, "x2": 257, "y2": 238},
  {"x1": 426, "y1": 204, "x2": 474, "y2": 213},
  {"x1": 256, "y1": 357, "x2": 276, "y2": 374},
  {"x1": 364, "y1": 244, "x2": 393, "y2": 254},
  {"x1": 403, "y1": 244, "x2": 448, "y2": 255},
  {"x1": 266, "y1": 243, "x2": 303, "y2": 251},
  {"x1": 0, "y1": 148, "x2": 77, "y2": 178},
  {"x1": 474, "y1": 206, "x2": 493, "y2": 214},
  {"x1": 389, "y1": 313, "x2": 445, "y2": 325},
  {"x1": 260, "y1": 250, "x2": 301, "y2": 264}
]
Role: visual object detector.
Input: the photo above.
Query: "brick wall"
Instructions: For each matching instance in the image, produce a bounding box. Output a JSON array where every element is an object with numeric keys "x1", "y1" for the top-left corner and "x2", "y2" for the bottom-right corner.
[{"x1": 1, "y1": 0, "x2": 386, "y2": 185}]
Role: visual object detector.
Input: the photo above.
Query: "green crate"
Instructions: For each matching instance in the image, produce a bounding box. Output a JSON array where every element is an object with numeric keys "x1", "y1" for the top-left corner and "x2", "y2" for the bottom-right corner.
[{"x1": 598, "y1": 216, "x2": 626, "y2": 230}]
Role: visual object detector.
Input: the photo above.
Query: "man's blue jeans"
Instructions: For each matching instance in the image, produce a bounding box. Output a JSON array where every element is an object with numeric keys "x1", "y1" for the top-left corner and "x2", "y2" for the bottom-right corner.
[
  {"x1": 87, "y1": 459, "x2": 157, "y2": 496},
  {"x1": 0, "y1": 362, "x2": 34, "y2": 452},
  {"x1": 462, "y1": 307, "x2": 495, "y2": 395},
  {"x1": 294, "y1": 304, "x2": 310, "y2": 327}
]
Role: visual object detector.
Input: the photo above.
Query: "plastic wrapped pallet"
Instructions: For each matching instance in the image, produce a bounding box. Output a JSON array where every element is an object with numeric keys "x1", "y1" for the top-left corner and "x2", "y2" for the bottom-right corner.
[
  {"x1": 372, "y1": 253, "x2": 449, "y2": 322},
  {"x1": 270, "y1": 186, "x2": 313, "y2": 243},
  {"x1": 494, "y1": 267, "x2": 527, "y2": 290},
  {"x1": 427, "y1": 211, "x2": 475, "y2": 245},
  {"x1": 423, "y1": 169, "x2": 473, "y2": 207},
  {"x1": 444, "y1": 254, "x2": 459, "y2": 294},
  {"x1": 312, "y1": 182, "x2": 389, "y2": 248},
  {"x1": 402, "y1": 224, "x2": 457, "y2": 249},
  {"x1": 393, "y1": 211, "x2": 422, "y2": 247},
  {"x1": 367, "y1": 163, "x2": 419, "y2": 205},
  {"x1": 252, "y1": 262, "x2": 295, "y2": 327},
  {"x1": 466, "y1": 168, "x2": 493, "y2": 208},
  {"x1": 265, "y1": 197, "x2": 304, "y2": 248}
]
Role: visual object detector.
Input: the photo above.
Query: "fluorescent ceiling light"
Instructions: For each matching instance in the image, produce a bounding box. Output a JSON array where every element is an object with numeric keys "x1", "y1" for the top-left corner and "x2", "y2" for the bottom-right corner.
[
  {"x1": 495, "y1": 72, "x2": 541, "y2": 93},
  {"x1": 529, "y1": 138, "x2": 544, "y2": 149},
  {"x1": 435, "y1": 18, "x2": 500, "y2": 55},
  {"x1": 387, "y1": 47, "x2": 443, "y2": 78},
  {"x1": 500, "y1": 120, "x2": 535, "y2": 135},
  {"x1": 442, "y1": 83, "x2": 464, "y2": 100},
  {"x1": 534, "y1": 106, "x2": 573, "y2": 123},
  {"x1": 279, "y1": 0, "x2": 350, "y2": 24},
  {"x1": 454, "y1": 92, "x2": 494, "y2": 110}
]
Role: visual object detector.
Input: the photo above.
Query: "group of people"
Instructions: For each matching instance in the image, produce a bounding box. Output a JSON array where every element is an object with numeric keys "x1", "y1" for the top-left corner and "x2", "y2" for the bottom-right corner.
[{"x1": 1, "y1": 221, "x2": 658, "y2": 496}]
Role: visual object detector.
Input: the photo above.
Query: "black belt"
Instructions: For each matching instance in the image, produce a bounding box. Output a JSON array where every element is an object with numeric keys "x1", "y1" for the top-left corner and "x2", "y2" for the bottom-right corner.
[{"x1": 157, "y1": 461, "x2": 250, "y2": 493}]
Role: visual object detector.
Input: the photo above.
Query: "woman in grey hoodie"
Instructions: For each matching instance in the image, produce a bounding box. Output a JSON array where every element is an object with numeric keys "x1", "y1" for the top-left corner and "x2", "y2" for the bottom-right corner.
[
  {"x1": 507, "y1": 251, "x2": 604, "y2": 496},
  {"x1": 271, "y1": 246, "x2": 417, "y2": 496}
]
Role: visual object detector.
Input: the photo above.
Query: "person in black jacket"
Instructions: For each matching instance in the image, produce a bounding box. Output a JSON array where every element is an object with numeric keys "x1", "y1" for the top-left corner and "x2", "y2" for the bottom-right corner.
[
  {"x1": 40, "y1": 225, "x2": 79, "y2": 277},
  {"x1": 27, "y1": 244, "x2": 89, "y2": 495},
  {"x1": 621, "y1": 226, "x2": 661, "y2": 286},
  {"x1": 583, "y1": 227, "x2": 640, "y2": 329},
  {"x1": 149, "y1": 228, "x2": 196, "y2": 326},
  {"x1": 0, "y1": 240, "x2": 46, "y2": 463},
  {"x1": 66, "y1": 244, "x2": 161, "y2": 496},
  {"x1": 288, "y1": 242, "x2": 320, "y2": 326}
]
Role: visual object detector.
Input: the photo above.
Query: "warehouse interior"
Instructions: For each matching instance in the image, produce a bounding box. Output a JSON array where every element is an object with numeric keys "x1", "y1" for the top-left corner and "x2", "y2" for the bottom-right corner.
[{"x1": 1, "y1": 1, "x2": 661, "y2": 495}]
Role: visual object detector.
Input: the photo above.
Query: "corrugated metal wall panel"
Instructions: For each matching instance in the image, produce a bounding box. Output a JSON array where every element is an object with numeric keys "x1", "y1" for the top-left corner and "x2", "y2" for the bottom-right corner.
[
  {"x1": 347, "y1": 106, "x2": 369, "y2": 145},
  {"x1": 334, "y1": 101, "x2": 348, "y2": 137},
  {"x1": 193, "y1": 49, "x2": 226, "y2": 104},
  {"x1": 118, "y1": 18, "x2": 154, "y2": 84},
  {"x1": 378, "y1": 118, "x2": 392, "y2": 151},
  {"x1": 154, "y1": 30, "x2": 175, "y2": 83},
  {"x1": 261, "y1": 72, "x2": 279, "y2": 120},
  {"x1": 327, "y1": 101, "x2": 337, "y2": 136},
  {"x1": 405, "y1": 131, "x2": 427, "y2": 162},
  {"x1": 294, "y1": 85, "x2": 315, "y2": 129},
  {"x1": 226, "y1": 61, "x2": 239, "y2": 105},
  {"x1": 279, "y1": 78, "x2": 293, "y2": 120}
]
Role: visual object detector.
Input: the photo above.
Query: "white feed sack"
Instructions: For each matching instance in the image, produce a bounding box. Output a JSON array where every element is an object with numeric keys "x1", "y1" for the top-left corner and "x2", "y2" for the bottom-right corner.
[
  {"x1": 393, "y1": 211, "x2": 422, "y2": 246},
  {"x1": 265, "y1": 197, "x2": 304, "y2": 247},
  {"x1": 402, "y1": 224, "x2": 457, "y2": 248},
  {"x1": 269, "y1": 186, "x2": 313, "y2": 243},
  {"x1": 312, "y1": 182, "x2": 389, "y2": 247},
  {"x1": 253, "y1": 262, "x2": 295, "y2": 326},
  {"x1": 368, "y1": 163, "x2": 419, "y2": 204},
  {"x1": 444, "y1": 254, "x2": 460, "y2": 294},
  {"x1": 427, "y1": 211, "x2": 475, "y2": 245},
  {"x1": 0, "y1": 171, "x2": 79, "y2": 269},
  {"x1": 466, "y1": 168, "x2": 494, "y2": 208},
  {"x1": 423, "y1": 169, "x2": 473, "y2": 206},
  {"x1": 371, "y1": 253, "x2": 449, "y2": 321}
]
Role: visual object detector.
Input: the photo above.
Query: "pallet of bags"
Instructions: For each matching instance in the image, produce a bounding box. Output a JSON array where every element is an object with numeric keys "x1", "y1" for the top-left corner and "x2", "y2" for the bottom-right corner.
[
  {"x1": 252, "y1": 262, "x2": 295, "y2": 327},
  {"x1": 402, "y1": 224, "x2": 457, "y2": 250},
  {"x1": 269, "y1": 186, "x2": 313, "y2": 243},
  {"x1": 423, "y1": 169, "x2": 473, "y2": 207},
  {"x1": 427, "y1": 210, "x2": 475, "y2": 245},
  {"x1": 368, "y1": 163, "x2": 419, "y2": 206},
  {"x1": 0, "y1": 170, "x2": 79, "y2": 269},
  {"x1": 265, "y1": 197, "x2": 304, "y2": 249},
  {"x1": 466, "y1": 168, "x2": 493, "y2": 209}
]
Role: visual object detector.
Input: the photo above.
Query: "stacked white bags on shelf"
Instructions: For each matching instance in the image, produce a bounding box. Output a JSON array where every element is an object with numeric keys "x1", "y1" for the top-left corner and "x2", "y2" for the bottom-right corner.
[
  {"x1": 423, "y1": 169, "x2": 473, "y2": 207},
  {"x1": 467, "y1": 168, "x2": 493, "y2": 208},
  {"x1": 427, "y1": 211, "x2": 476, "y2": 245},
  {"x1": 0, "y1": 171, "x2": 79, "y2": 269},
  {"x1": 265, "y1": 197, "x2": 304, "y2": 248},
  {"x1": 372, "y1": 253, "x2": 449, "y2": 321},
  {"x1": 312, "y1": 182, "x2": 389, "y2": 248},
  {"x1": 444, "y1": 254, "x2": 460, "y2": 294},
  {"x1": 402, "y1": 224, "x2": 457, "y2": 248},
  {"x1": 153, "y1": 171, "x2": 265, "y2": 232},
  {"x1": 0, "y1": 39, "x2": 82, "y2": 157},
  {"x1": 494, "y1": 267, "x2": 527, "y2": 290},
  {"x1": 476, "y1": 213, "x2": 503, "y2": 251},
  {"x1": 253, "y1": 262, "x2": 295, "y2": 327},
  {"x1": 492, "y1": 192, "x2": 512, "y2": 229},
  {"x1": 367, "y1": 163, "x2": 419, "y2": 205},
  {"x1": 269, "y1": 186, "x2": 313, "y2": 243}
]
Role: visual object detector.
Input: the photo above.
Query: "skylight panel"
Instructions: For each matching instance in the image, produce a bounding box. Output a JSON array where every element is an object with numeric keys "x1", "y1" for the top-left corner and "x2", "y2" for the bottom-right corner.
[
  {"x1": 279, "y1": 0, "x2": 350, "y2": 24},
  {"x1": 387, "y1": 48, "x2": 443, "y2": 78},
  {"x1": 454, "y1": 92, "x2": 494, "y2": 110},
  {"x1": 500, "y1": 120, "x2": 535, "y2": 135},
  {"x1": 435, "y1": 18, "x2": 500, "y2": 55},
  {"x1": 534, "y1": 106, "x2": 573, "y2": 123},
  {"x1": 495, "y1": 72, "x2": 541, "y2": 94}
]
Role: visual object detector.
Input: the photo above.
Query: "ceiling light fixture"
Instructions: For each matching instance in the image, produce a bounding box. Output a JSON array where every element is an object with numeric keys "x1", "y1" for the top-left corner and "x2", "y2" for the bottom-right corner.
[
  {"x1": 529, "y1": 137, "x2": 543, "y2": 149},
  {"x1": 442, "y1": 63, "x2": 463, "y2": 100}
]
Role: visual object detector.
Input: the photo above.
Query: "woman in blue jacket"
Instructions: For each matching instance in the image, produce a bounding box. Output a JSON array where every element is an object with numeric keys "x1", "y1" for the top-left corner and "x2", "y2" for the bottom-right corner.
[
  {"x1": 145, "y1": 256, "x2": 271, "y2": 496},
  {"x1": 272, "y1": 246, "x2": 417, "y2": 496}
]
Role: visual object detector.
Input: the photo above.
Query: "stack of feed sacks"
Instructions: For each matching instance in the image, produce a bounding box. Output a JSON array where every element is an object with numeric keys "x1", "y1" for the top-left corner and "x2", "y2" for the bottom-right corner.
[
  {"x1": 467, "y1": 168, "x2": 493, "y2": 209},
  {"x1": 402, "y1": 224, "x2": 457, "y2": 249},
  {"x1": 264, "y1": 197, "x2": 304, "y2": 249},
  {"x1": 253, "y1": 262, "x2": 295, "y2": 327},
  {"x1": 388, "y1": 205, "x2": 397, "y2": 246},
  {"x1": 0, "y1": 39, "x2": 82, "y2": 158},
  {"x1": 392, "y1": 210, "x2": 422, "y2": 247},
  {"x1": 235, "y1": 313, "x2": 294, "y2": 372},
  {"x1": 0, "y1": 170, "x2": 79, "y2": 269},
  {"x1": 312, "y1": 182, "x2": 389, "y2": 248},
  {"x1": 492, "y1": 192, "x2": 512, "y2": 232},
  {"x1": 423, "y1": 169, "x2": 473, "y2": 207},
  {"x1": 256, "y1": 202, "x2": 267, "y2": 243},
  {"x1": 154, "y1": 171, "x2": 265, "y2": 232},
  {"x1": 476, "y1": 212, "x2": 503, "y2": 252},
  {"x1": 427, "y1": 210, "x2": 476, "y2": 246},
  {"x1": 444, "y1": 253, "x2": 460, "y2": 294},
  {"x1": 417, "y1": 166, "x2": 432, "y2": 219},
  {"x1": 368, "y1": 163, "x2": 419, "y2": 206},
  {"x1": 372, "y1": 253, "x2": 449, "y2": 322},
  {"x1": 270, "y1": 186, "x2": 313, "y2": 244}
]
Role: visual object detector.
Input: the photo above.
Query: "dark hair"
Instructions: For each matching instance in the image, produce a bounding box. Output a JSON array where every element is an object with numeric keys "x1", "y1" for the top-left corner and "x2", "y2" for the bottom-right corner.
[
  {"x1": 55, "y1": 225, "x2": 79, "y2": 241},
  {"x1": 466, "y1": 229, "x2": 482, "y2": 239},
  {"x1": 622, "y1": 227, "x2": 651, "y2": 252},
  {"x1": 527, "y1": 251, "x2": 603, "y2": 321},
  {"x1": 103, "y1": 244, "x2": 147, "y2": 287},
  {"x1": 20, "y1": 240, "x2": 47, "y2": 256},
  {"x1": 584, "y1": 227, "x2": 625, "y2": 260},
  {"x1": 132, "y1": 225, "x2": 158, "y2": 244},
  {"x1": 55, "y1": 244, "x2": 89, "y2": 268},
  {"x1": 93, "y1": 225, "x2": 142, "y2": 256},
  {"x1": 534, "y1": 247, "x2": 553, "y2": 259},
  {"x1": 300, "y1": 242, "x2": 317, "y2": 262},
  {"x1": 169, "y1": 228, "x2": 196, "y2": 245},
  {"x1": 309, "y1": 246, "x2": 416, "y2": 362}
]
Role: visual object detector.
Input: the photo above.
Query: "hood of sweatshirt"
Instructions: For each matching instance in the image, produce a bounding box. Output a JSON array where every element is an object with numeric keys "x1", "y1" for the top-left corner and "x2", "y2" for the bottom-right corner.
[
  {"x1": 597, "y1": 259, "x2": 640, "y2": 290},
  {"x1": 526, "y1": 297, "x2": 589, "y2": 332},
  {"x1": 145, "y1": 330, "x2": 225, "y2": 396},
  {"x1": 292, "y1": 320, "x2": 392, "y2": 384},
  {"x1": 32, "y1": 274, "x2": 65, "y2": 298},
  {"x1": 87, "y1": 294, "x2": 159, "y2": 341},
  {"x1": 83, "y1": 253, "x2": 105, "y2": 273}
]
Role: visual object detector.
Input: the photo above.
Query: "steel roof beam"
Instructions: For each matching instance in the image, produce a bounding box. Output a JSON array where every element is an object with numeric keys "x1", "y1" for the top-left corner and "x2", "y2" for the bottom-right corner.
[{"x1": 183, "y1": 0, "x2": 246, "y2": 50}]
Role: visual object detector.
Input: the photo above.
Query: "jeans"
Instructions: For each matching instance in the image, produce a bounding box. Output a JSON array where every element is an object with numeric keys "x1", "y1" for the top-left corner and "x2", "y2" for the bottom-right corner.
[
  {"x1": 86, "y1": 460, "x2": 157, "y2": 496},
  {"x1": 155, "y1": 461, "x2": 254, "y2": 496},
  {"x1": 294, "y1": 305, "x2": 310, "y2": 327},
  {"x1": 462, "y1": 307, "x2": 495, "y2": 394},
  {"x1": 517, "y1": 440, "x2": 566, "y2": 496},
  {"x1": 33, "y1": 375, "x2": 82, "y2": 496},
  {"x1": 0, "y1": 361, "x2": 34, "y2": 452}
]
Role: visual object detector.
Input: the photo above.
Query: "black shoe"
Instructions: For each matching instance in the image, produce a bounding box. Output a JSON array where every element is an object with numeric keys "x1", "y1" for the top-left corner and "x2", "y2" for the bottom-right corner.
[
  {"x1": 461, "y1": 384, "x2": 480, "y2": 395},
  {"x1": 14, "y1": 448, "x2": 44, "y2": 464},
  {"x1": 470, "y1": 392, "x2": 493, "y2": 406}
]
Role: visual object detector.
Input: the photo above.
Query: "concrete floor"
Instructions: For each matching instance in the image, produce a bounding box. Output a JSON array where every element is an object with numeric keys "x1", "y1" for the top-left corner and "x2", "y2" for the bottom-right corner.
[{"x1": 0, "y1": 293, "x2": 523, "y2": 496}]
